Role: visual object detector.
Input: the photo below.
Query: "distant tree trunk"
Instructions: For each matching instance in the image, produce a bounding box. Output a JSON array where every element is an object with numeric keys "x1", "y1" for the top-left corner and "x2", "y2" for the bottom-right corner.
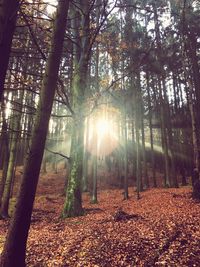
[
  {"x1": 146, "y1": 73, "x2": 156, "y2": 187},
  {"x1": 162, "y1": 79, "x2": 178, "y2": 188},
  {"x1": 91, "y1": 153, "x2": 98, "y2": 203},
  {"x1": 91, "y1": 124, "x2": 98, "y2": 203},
  {"x1": 0, "y1": 0, "x2": 20, "y2": 101},
  {"x1": 184, "y1": 59, "x2": 200, "y2": 174},
  {"x1": 0, "y1": 103, "x2": 9, "y2": 205},
  {"x1": 186, "y1": 26, "x2": 200, "y2": 135},
  {"x1": 0, "y1": 1, "x2": 69, "y2": 266},
  {"x1": 82, "y1": 117, "x2": 89, "y2": 192},
  {"x1": 123, "y1": 104, "x2": 129, "y2": 199},
  {"x1": 0, "y1": 97, "x2": 22, "y2": 218},
  {"x1": 140, "y1": 95, "x2": 149, "y2": 189},
  {"x1": 135, "y1": 118, "x2": 141, "y2": 199},
  {"x1": 41, "y1": 150, "x2": 47, "y2": 174},
  {"x1": 181, "y1": 6, "x2": 200, "y2": 177},
  {"x1": 158, "y1": 79, "x2": 171, "y2": 187},
  {"x1": 153, "y1": 2, "x2": 171, "y2": 187},
  {"x1": 134, "y1": 75, "x2": 142, "y2": 199}
]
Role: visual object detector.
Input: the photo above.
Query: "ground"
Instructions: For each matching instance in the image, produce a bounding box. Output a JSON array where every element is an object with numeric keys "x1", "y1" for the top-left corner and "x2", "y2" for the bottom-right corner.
[{"x1": 0, "y1": 169, "x2": 200, "y2": 266}]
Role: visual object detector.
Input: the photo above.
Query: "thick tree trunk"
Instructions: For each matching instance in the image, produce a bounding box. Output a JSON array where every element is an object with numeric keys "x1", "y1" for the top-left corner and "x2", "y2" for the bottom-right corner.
[
  {"x1": 0, "y1": 1, "x2": 69, "y2": 266},
  {"x1": 63, "y1": 121, "x2": 84, "y2": 217},
  {"x1": 63, "y1": 0, "x2": 90, "y2": 218}
]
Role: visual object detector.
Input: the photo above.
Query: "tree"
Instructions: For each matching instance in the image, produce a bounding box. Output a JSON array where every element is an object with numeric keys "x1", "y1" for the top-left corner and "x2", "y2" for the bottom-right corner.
[
  {"x1": 0, "y1": 0, "x2": 70, "y2": 265},
  {"x1": 0, "y1": 0, "x2": 20, "y2": 101},
  {"x1": 63, "y1": 0, "x2": 93, "y2": 217}
]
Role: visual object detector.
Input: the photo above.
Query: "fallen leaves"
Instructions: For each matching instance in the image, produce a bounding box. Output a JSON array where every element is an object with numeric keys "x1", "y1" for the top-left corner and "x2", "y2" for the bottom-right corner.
[{"x1": 0, "y1": 176, "x2": 200, "y2": 266}]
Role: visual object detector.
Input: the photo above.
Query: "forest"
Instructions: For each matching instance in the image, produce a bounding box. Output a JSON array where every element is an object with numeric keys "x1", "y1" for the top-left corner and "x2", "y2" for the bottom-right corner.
[{"x1": 0, "y1": 0, "x2": 200, "y2": 266}]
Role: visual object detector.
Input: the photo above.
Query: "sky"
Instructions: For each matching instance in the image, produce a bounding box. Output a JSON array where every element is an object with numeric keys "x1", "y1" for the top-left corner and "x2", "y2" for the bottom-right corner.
[{"x1": 46, "y1": 0, "x2": 57, "y2": 14}]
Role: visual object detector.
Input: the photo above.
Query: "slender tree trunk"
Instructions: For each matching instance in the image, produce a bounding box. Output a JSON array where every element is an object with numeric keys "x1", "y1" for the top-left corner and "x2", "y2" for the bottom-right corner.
[
  {"x1": 134, "y1": 75, "x2": 142, "y2": 198},
  {"x1": 0, "y1": 85, "x2": 24, "y2": 218},
  {"x1": 91, "y1": 124, "x2": 98, "y2": 203},
  {"x1": 135, "y1": 118, "x2": 141, "y2": 199},
  {"x1": 158, "y1": 80, "x2": 171, "y2": 187},
  {"x1": 0, "y1": 99, "x2": 21, "y2": 218},
  {"x1": 152, "y1": 2, "x2": 172, "y2": 187},
  {"x1": 0, "y1": 102, "x2": 9, "y2": 204},
  {"x1": 82, "y1": 117, "x2": 89, "y2": 192},
  {"x1": 123, "y1": 105, "x2": 129, "y2": 199},
  {"x1": 184, "y1": 58, "x2": 200, "y2": 173},
  {"x1": 146, "y1": 74, "x2": 156, "y2": 187},
  {"x1": 141, "y1": 101, "x2": 149, "y2": 189},
  {"x1": 162, "y1": 79, "x2": 178, "y2": 188},
  {"x1": 91, "y1": 153, "x2": 98, "y2": 203},
  {"x1": 0, "y1": 1, "x2": 69, "y2": 265}
]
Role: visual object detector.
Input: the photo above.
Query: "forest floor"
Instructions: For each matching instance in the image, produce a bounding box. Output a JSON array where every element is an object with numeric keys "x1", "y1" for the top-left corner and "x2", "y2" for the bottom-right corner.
[{"x1": 0, "y1": 169, "x2": 200, "y2": 266}]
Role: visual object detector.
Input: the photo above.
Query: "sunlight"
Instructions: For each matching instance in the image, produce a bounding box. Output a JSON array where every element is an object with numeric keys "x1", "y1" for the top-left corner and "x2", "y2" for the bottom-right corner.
[
  {"x1": 86, "y1": 106, "x2": 119, "y2": 156},
  {"x1": 96, "y1": 118, "x2": 110, "y2": 137},
  {"x1": 46, "y1": 0, "x2": 57, "y2": 14}
]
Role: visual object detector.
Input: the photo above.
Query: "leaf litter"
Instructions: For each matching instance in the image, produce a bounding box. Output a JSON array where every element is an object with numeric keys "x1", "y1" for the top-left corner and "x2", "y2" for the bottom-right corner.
[{"x1": 0, "y1": 173, "x2": 200, "y2": 266}]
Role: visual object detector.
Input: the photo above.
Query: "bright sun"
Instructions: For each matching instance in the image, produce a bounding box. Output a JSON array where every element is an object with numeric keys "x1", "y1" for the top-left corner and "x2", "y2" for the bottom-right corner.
[
  {"x1": 96, "y1": 118, "x2": 110, "y2": 137},
  {"x1": 86, "y1": 106, "x2": 119, "y2": 156}
]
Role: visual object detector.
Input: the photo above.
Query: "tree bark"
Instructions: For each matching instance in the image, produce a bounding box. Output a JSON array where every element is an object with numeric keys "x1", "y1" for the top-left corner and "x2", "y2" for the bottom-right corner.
[
  {"x1": 63, "y1": 0, "x2": 90, "y2": 218},
  {"x1": 0, "y1": 0, "x2": 19, "y2": 101}
]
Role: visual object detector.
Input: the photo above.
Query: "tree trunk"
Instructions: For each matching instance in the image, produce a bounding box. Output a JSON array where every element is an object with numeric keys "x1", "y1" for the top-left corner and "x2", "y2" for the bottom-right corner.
[
  {"x1": 91, "y1": 153, "x2": 98, "y2": 203},
  {"x1": 140, "y1": 96, "x2": 149, "y2": 189},
  {"x1": 0, "y1": 1, "x2": 69, "y2": 265},
  {"x1": 123, "y1": 105, "x2": 129, "y2": 199},
  {"x1": 0, "y1": 101, "x2": 21, "y2": 218},
  {"x1": 0, "y1": 0, "x2": 19, "y2": 101},
  {"x1": 63, "y1": 0, "x2": 90, "y2": 218},
  {"x1": 0, "y1": 89, "x2": 24, "y2": 218},
  {"x1": 146, "y1": 73, "x2": 156, "y2": 187},
  {"x1": 0, "y1": 102, "x2": 9, "y2": 204},
  {"x1": 162, "y1": 79, "x2": 178, "y2": 188},
  {"x1": 63, "y1": 122, "x2": 84, "y2": 217},
  {"x1": 82, "y1": 117, "x2": 89, "y2": 192}
]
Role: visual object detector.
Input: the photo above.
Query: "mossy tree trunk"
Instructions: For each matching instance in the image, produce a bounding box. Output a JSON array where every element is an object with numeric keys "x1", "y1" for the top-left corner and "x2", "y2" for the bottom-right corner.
[
  {"x1": 0, "y1": 1, "x2": 69, "y2": 266},
  {"x1": 63, "y1": 121, "x2": 84, "y2": 216},
  {"x1": 63, "y1": 0, "x2": 90, "y2": 218}
]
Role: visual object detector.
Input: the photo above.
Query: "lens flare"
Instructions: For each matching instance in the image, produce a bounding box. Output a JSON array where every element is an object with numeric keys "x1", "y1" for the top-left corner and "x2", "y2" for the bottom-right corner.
[{"x1": 86, "y1": 106, "x2": 119, "y2": 156}]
